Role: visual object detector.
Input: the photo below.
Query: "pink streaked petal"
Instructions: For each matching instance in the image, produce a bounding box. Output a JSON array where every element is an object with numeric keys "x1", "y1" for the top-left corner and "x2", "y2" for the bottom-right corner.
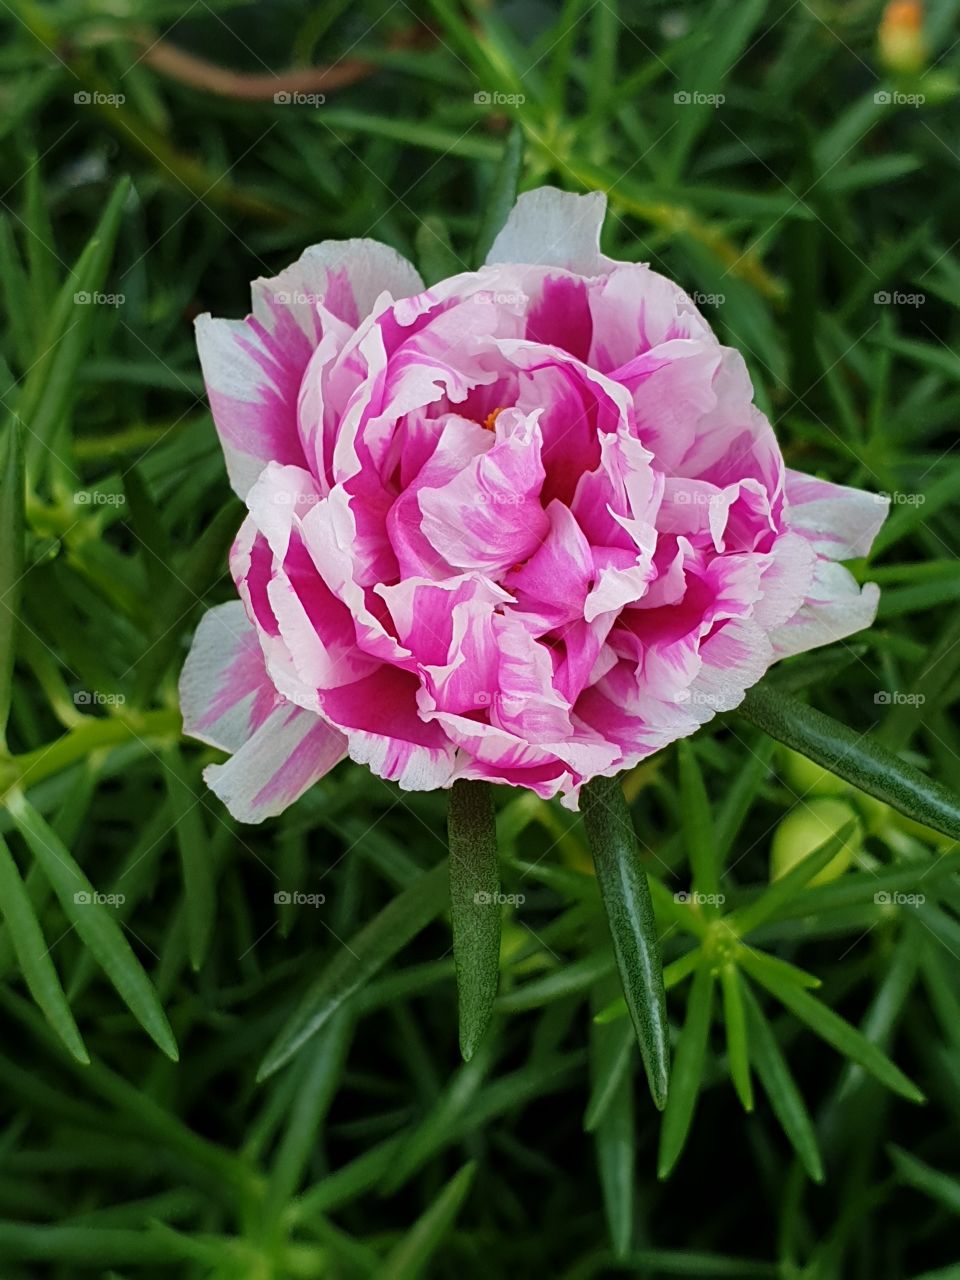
[
  {"x1": 300, "y1": 488, "x2": 412, "y2": 665},
  {"x1": 589, "y1": 263, "x2": 716, "y2": 371},
  {"x1": 319, "y1": 667, "x2": 457, "y2": 790},
  {"x1": 506, "y1": 500, "x2": 594, "y2": 630},
  {"x1": 525, "y1": 274, "x2": 593, "y2": 361},
  {"x1": 179, "y1": 602, "x2": 277, "y2": 753},
  {"x1": 418, "y1": 409, "x2": 549, "y2": 575},
  {"x1": 386, "y1": 415, "x2": 492, "y2": 579},
  {"x1": 203, "y1": 703, "x2": 347, "y2": 824},
  {"x1": 504, "y1": 344, "x2": 635, "y2": 506},
  {"x1": 680, "y1": 617, "x2": 773, "y2": 719},
  {"x1": 252, "y1": 239, "x2": 423, "y2": 334},
  {"x1": 785, "y1": 469, "x2": 889, "y2": 560},
  {"x1": 266, "y1": 529, "x2": 380, "y2": 703},
  {"x1": 196, "y1": 314, "x2": 311, "y2": 499},
  {"x1": 491, "y1": 619, "x2": 573, "y2": 745}
]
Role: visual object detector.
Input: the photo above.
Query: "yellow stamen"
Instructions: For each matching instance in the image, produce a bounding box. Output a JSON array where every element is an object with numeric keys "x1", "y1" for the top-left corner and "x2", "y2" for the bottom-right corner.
[{"x1": 482, "y1": 407, "x2": 504, "y2": 432}]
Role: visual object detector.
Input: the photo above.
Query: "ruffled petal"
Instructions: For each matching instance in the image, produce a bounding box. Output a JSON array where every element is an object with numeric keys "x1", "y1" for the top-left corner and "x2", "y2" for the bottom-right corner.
[
  {"x1": 486, "y1": 187, "x2": 611, "y2": 275},
  {"x1": 179, "y1": 602, "x2": 277, "y2": 752},
  {"x1": 204, "y1": 703, "x2": 347, "y2": 824}
]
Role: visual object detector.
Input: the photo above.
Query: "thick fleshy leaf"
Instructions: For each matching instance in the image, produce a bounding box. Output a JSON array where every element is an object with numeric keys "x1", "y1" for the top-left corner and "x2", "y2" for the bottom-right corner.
[
  {"x1": 448, "y1": 780, "x2": 501, "y2": 1061},
  {"x1": 739, "y1": 681, "x2": 960, "y2": 843}
]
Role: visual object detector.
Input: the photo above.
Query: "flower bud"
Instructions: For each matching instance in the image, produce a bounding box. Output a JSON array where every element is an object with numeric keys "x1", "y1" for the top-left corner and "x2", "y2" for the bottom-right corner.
[
  {"x1": 878, "y1": 1, "x2": 927, "y2": 76},
  {"x1": 780, "y1": 746, "x2": 848, "y2": 797},
  {"x1": 770, "y1": 798, "x2": 862, "y2": 886}
]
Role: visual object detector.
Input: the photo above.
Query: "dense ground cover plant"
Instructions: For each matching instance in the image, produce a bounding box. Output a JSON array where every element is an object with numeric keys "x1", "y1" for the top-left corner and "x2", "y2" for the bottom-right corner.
[{"x1": 1, "y1": 1, "x2": 960, "y2": 1276}]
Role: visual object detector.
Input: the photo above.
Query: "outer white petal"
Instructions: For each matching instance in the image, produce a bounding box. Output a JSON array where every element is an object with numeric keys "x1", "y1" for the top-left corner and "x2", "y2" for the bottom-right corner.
[
  {"x1": 179, "y1": 602, "x2": 276, "y2": 752},
  {"x1": 785, "y1": 469, "x2": 889, "y2": 560},
  {"x1": 486, "y1": 187, "x2": 612, "y2": 275},
  {"x1": 251, "y1": 239, "x2": 423, "y2": 335},
  {"x1": 204, "y1": 703, "x2": 347, "y2": 824},
  {"x1": 769, "y1": 561, "x2": 881, "y2": 659}
]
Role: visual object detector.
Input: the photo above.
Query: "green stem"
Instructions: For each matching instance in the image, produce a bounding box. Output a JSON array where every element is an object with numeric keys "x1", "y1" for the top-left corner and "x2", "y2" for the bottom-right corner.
[{"x1": 2, "y1": 709, "x2": 181, "y2": 796}]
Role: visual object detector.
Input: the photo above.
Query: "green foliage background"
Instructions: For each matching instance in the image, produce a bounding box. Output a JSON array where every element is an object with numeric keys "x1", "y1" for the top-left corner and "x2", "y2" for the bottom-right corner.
[{"x1": 1, "y1": 0, "x2": 960, "y2": 1276}]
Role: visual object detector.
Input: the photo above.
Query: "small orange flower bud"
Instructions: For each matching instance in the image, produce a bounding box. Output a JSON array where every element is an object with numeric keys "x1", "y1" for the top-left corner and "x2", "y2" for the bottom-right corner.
[{"x1": 878, "y1": 0, "x2": 927, "y2": 75}]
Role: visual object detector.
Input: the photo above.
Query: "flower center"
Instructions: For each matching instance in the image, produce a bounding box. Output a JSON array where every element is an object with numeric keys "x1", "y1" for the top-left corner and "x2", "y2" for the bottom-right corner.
[{"x1": 482, "y1": 407, "x2": 504, "y2": 432}]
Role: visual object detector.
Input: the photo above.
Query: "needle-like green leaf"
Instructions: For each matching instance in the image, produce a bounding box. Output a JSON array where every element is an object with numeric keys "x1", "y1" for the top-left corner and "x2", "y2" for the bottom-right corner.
[
  {"x1": 258, "y1": 859, "x2": 450, "y2": 1080},
  {"x1": 658, "y1": 962, "x2": 714, "y2": 1178},
  {"x1": 581, "y1": 774, "x2": 670, "y2": 1110},
  {"x1": 0, "y1": 835, "x2": 88, "y2": 1064},
  {"x1": 0, "y1": 420, "x2": 23, "y2": 748},
  {"x1": 5, "y1": 789, "x2": 177, "y2": 1061}
]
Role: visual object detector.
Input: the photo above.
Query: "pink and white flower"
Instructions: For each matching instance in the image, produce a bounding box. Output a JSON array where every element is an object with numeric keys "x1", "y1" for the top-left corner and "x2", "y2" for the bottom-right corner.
[{"x1": 180, "y1": 187, "x2": 887, "y2": 822}]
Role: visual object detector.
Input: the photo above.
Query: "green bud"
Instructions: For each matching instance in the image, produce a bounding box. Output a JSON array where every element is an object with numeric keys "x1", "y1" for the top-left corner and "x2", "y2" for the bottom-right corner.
[{"x1": 771, "y1": 798, "x2": 862, "y2": 886}]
